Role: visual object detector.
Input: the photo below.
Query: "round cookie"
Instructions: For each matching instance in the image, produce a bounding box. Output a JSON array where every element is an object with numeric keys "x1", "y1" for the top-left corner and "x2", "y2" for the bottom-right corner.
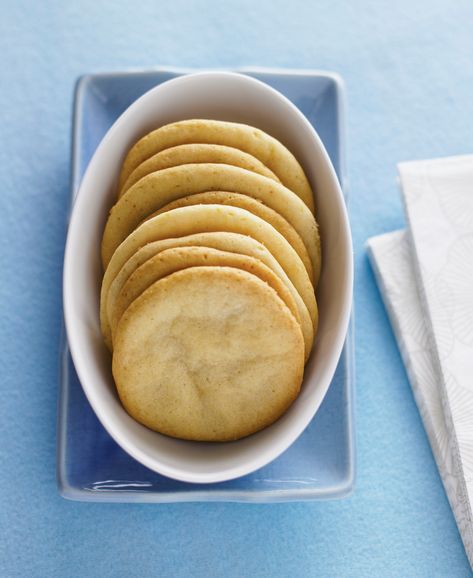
[
  {"x1": 110, "y1": 246, "x2": 312, "y2": 361},
  {"x1": 144, "y1": 191, "x2": 313, "y2": 281},
  {"x1": 117, "y1": 119, "x2": 315, "y2": 212},
  {"x1": 112, "y1": 266, "x2": 305, "y2": 442},
  {"x1": 100, "y1": 205, "x2": 317, "y2": 350},
  {"x1": 102, "y1": 163, "x2": 321, "y2": 282},
  {"x1": 104, "y1": 232, "x2": 316, "y2": 357},
  {"x1": 119, "y1": 143, "x2": 280, "y2": 197}
]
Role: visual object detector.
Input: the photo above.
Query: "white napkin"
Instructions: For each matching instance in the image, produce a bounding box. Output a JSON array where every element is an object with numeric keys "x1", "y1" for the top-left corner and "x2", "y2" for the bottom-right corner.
[{"x1": 366, "y1": 154, "x2": 473, "y2": 567}]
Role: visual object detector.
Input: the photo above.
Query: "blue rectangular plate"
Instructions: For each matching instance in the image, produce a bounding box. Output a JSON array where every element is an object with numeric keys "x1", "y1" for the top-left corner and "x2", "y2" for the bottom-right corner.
[{"x1": 58, "y1": 67, "x2": 355, "y2": 502}]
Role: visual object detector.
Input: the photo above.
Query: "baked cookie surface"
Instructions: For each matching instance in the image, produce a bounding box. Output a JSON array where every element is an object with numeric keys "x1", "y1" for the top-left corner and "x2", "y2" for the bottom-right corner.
[
  {"x1": 102, "y1": 163, "x2": 320, "y2": 277},
  {"x1": 118, "y1": 119, "x2": 315, "y2": 212},
  {"x1": 103, "y1": 232, "x2": 316, "y2": 357},
  {"x1": 119, "y1": 143, "x2": 280, "y2": 196},
  {"x1": 147, "y1": 190, "x2": 313, "y2": 280},
  {"x1": 112, "y1": 267, "x2": 305, "y2": 441},
  {"x1": 100, "y1": 205, "x2": 317, "y2": 347}
]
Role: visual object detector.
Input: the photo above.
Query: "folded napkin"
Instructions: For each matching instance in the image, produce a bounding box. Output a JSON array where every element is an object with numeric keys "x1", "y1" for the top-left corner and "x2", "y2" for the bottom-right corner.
[{"x1": 366, "y1": 155, "x2": 473, "y2": 567}]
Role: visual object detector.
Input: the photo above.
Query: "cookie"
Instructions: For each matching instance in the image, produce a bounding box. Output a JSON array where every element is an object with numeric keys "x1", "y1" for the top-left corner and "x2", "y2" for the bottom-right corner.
[
  {"x1": 112, "y1": 267, "x2": 305, "y2": 441},
  {"x1": 110, "y1": 246, "x2": 312, "y2": 360},
  {"x1": 119, "y1": 143, "x2": 280, "y2": 197},
  {"x1": 103, "y1": 232, "x2": 316, "y2": 356},
  {"x1": 144, "y1": 190, "x2": 313, "y2": 280},
  {"x1": 117, "y1": 119, "x2": 314, "y2": 212},
  {"x1": 102, "y1": 163, "x2": 320, "y2": 279},
  {"x1": 100, "y1": 205, "x2": 317, "y2": 349}
]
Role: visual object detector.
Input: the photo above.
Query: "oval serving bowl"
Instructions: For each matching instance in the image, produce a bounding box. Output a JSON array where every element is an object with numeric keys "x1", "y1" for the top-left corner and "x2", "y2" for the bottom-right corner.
[{"x1": 63, "y1": 71, "x2": 353, "y2": 484}]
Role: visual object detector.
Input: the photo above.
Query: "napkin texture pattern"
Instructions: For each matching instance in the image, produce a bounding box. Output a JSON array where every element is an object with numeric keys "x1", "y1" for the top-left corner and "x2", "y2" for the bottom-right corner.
[
  {"x1": 367, "y1": 231, "x2": 473, "y2": 566},
  {"x1": 367, "y1": 154, "x2": 473, "y2": 566}
]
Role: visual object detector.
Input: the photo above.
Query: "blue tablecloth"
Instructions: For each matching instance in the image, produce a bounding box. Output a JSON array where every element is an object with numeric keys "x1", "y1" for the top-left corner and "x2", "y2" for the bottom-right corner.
[{"x1": 1, "y1": 1, "x2": 473, "y2": 576}]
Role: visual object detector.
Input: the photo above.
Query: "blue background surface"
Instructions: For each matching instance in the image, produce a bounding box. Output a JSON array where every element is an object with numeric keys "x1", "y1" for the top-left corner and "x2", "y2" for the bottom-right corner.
[{"x1": 1, "y1": 0, "x2": 472, "y2": 576}]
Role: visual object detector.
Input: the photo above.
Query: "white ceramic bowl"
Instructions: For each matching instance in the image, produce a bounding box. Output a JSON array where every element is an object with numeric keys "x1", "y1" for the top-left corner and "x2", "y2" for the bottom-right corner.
[{"x1": 63, "y1": 71, "x2": 353, "y2": 484}]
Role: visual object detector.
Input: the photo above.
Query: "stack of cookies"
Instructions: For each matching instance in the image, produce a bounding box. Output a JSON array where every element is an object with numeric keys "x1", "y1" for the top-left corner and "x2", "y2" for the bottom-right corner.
[{"x1": 100, "y1": 119, "x2": 320, "y2": 442}]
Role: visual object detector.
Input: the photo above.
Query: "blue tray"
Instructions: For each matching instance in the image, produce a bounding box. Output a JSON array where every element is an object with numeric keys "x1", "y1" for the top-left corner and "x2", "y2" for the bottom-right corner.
[{"x1": 58, "y1": 67, "x2": 355, "y2": 502}]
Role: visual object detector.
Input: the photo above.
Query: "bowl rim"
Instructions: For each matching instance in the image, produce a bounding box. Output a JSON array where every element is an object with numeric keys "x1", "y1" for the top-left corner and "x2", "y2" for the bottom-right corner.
[{"x1": 63, "y1": 70, "x2": 353, "y2": 483}]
